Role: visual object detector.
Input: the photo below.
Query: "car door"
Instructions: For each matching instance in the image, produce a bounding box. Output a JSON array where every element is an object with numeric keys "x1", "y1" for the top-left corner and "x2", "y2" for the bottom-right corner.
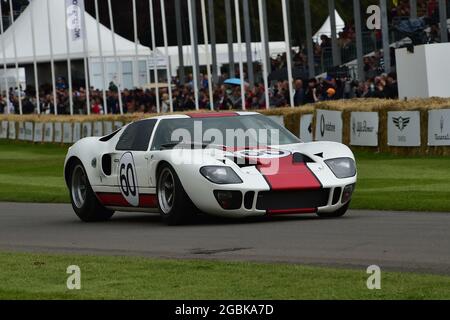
[{"x1": 113, "y1": 119, "x2": 158, "y2": 207}]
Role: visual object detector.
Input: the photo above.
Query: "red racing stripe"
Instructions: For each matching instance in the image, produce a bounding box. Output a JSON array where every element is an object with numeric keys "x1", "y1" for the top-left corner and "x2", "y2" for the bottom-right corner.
[
  {"x1": 188, "y1": 112, "x2": 238, "y2": 118},
  {"x1": 257, "y1": 155, "x2": 322, "y2": 191},
  {"x1": 96, "y1": 193, "x2": 157, "y2": 208}
]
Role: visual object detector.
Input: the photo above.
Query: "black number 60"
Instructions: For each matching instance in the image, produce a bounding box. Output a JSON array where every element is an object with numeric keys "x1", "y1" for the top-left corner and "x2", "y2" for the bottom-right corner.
[{"x1": 120, "y1": 163, "x2": 136, "y2": 197}]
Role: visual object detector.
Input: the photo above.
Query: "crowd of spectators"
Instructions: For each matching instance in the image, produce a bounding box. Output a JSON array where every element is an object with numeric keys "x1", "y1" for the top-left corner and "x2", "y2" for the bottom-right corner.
[
  {"x1": 0, "y1": 63, "x2": 399, "y2": 115},
  {"x1": 390, "y1": 0, "x2": 438, "y2": 19},
  {"x1": 4, "y1": 0, "x2": 430, "y2": 115},
  {"x1": 267, "y1": 0, "x2": 445, "y2": 78}
]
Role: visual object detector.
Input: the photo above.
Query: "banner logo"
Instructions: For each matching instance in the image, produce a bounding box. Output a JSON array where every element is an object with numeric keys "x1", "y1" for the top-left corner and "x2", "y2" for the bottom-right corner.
[
  {"x1": 434, "y1": 115, "x2": 450, "y2": 141},
  {"x1": 393, "y1": 117, "x2": 410, "y2": 131},
  {"x1": 320, "y1": 114, "x2": 336, "y2": 137},
  {"x1": 352, "y1": 118, "x2": 375, "y2": 137}
]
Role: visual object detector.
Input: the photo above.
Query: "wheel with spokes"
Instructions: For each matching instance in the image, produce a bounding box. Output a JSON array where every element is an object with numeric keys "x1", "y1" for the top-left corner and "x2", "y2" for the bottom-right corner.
[
  {"x1": 69, "y1": 160, "x2": 114, "y2": 222},
  {"x1": 157, "y1": 163, "x2": 195, "y2": 225}
]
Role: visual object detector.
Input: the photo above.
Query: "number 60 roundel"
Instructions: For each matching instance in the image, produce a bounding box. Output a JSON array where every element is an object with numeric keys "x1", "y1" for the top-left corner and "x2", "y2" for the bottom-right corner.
[{"x1": 118, "y1": 152, "x2": 139, "y2": 207}]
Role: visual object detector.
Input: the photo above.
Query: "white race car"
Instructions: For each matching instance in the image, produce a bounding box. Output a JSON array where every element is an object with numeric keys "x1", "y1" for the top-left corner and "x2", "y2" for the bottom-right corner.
[{"x1": 64, "y1": 112, "x2": 357, "y2": 225}]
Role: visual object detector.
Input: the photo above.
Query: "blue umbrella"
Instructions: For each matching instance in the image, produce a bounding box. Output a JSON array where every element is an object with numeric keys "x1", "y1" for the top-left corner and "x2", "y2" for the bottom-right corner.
[{"x1": 224, "y1": 78, "x2": 244, "y2": 86}]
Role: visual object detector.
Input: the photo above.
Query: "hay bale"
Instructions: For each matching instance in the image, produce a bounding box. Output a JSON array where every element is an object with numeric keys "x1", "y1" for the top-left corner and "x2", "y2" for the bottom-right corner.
[{"x1": 1, "y1": 98, "x2": 450, "y2": 155}]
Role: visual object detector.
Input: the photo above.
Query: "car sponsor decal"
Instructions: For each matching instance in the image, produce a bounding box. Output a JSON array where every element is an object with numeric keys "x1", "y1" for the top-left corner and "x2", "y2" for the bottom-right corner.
[
  {"x1": 118, "y1": 152, "x2": 140, "y2": 207},
  {"x1": 256, "y1": 155, "x2": 322, "y2": 191},
  {"x1": 96, "y1": 193, "x2": 157, "y2": 208},
  {"x1": 235, "y1": 149, "x2": 291, "y2": 159}
]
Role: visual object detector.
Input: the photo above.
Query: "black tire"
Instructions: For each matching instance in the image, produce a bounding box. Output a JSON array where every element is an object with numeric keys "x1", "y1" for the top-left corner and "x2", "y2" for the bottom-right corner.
[
  {"x1": 68, "y1": 160, "x2": 114, "y2": 222},
  {"x1": 316, "y1": 202, "x2": 350, "y2": 218},
  {"x1": 157, "y1": 163, "x2": 195, "y2": 226}
]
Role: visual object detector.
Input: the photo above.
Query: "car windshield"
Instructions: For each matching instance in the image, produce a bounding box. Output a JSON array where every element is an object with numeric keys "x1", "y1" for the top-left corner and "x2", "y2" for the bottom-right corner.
[{"x1": 151, "y1": 114, "x2": 300, "y2": 150}]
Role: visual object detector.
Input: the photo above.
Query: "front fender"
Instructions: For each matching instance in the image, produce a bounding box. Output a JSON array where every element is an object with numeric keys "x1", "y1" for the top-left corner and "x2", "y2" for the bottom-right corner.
[{"x1": 64, "y1": 137, "x2": 109, "y2": 187}]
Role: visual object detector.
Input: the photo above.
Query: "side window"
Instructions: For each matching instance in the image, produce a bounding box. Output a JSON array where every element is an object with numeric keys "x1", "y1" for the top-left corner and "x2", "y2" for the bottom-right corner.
[{"x1": 116, "y1": 119, "x2": 157, "y2": 151}]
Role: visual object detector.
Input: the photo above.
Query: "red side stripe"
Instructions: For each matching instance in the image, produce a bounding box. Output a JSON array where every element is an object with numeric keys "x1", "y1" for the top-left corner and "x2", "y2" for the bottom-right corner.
[
  {"x1": 96, "y1": 193, "x2": 157, "y2": 208},
  {"x1": 257, "y1": 155, "x2": 322, "y2": 191},
  {"x1": 139, "y1": 194, "x2": 158, "y2": 208}
]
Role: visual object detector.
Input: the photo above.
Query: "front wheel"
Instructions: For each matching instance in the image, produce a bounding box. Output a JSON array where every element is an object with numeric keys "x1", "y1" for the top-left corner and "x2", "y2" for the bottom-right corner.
[
  {"x1": 316, "y1": 202, "x2": 350, "y2": 218},
  {"x1": 157, "y1": 164, "x2": 195, "y2": 225},
  {"x1": 69, "y1": 161, "x2": 114, "y2": 222}
]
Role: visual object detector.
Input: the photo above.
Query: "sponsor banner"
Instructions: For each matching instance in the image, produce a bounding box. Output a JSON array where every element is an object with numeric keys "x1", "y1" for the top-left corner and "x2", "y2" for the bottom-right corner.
[
  {"x1": 44, "y1": 123, "x2": 54, "y2": 143},
  {"x1": 33, "y1": 122, "x2": 44, "y2": 142},
  {"x1": 350, "y1": 112, "x2": 379, "y2": 147},
  {"x1": 66, "y1": 0, "x2": 85, "y2": 41},
  {"x1": 0, "y1": 121, "x2": 7, "y2": 139},
  {"x1": 18, "y1": 122, "x2": 25, "y2": 140},
  {"x1": 428, "y1": 109, "x2": 450, "y2": 146},
  {"x1": 73, "y1": 122, "x2": 82, "y2": 143},
  {"x1": 315, "y1": 110, "x2": 343, "y2": 143},
  {"x1": 54, "y1": 122, "x2": 63, "y2": 143},
  {"x1": 387, "y1": 111, "x2": 421, "y2": 147},
  {"x1": 8, "y1": 121, "x2": 16, "y2": 140},
  {"x1": 93, "y1": 121, "x2": 103, "y2": 136},
  {"x1": 299, "y1": 114, "x2": 313, "y2": 142},
  {"x1": 82, "y1": 122, "x2": 92, "y2": 138},
  {"x1": 114, "y1": 121, "x2": 124, "y2": 131},
  {"x1": 63, "y1": 123, "x2": 73, "y2": 143},
  {"x1": 104, "y1": 121, "x2": 113, "y2": 135},
  {"x1": 24, "y1": 122, "x2": 34, "y2": 141},
  {"x1": 268, "y1": 115, "x2": 285, "y2": 128}
]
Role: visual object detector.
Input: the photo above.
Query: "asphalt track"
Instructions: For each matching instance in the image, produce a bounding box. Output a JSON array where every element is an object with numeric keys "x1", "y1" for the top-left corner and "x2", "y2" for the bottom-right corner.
[{"x1": 0, "y1": 203, "x2": 449, "y2": 275}]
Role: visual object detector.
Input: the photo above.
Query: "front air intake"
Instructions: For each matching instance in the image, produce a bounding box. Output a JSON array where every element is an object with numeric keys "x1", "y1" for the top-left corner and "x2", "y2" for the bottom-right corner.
[
  {"x1": 332, "y1": 187, "x2": 342, "y2": 205},
  {"x1": 244, "y1": 191, "x2": 255, "y2": 210}
]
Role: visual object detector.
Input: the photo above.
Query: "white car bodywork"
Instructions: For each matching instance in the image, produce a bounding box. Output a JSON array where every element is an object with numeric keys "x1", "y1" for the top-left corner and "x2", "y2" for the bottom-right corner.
[{"x1": 64, "y1": 112, "x2": 357, "y2": 218}]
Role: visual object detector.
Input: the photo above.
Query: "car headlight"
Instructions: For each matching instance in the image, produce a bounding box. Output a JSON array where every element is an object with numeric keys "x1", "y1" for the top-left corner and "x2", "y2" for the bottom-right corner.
[
  {"x1": 325, "y1": 158, "x2": 356, "y2": 179},
  {"x1": 200, "y1": 166, "x2": 243, "y2": 184}
]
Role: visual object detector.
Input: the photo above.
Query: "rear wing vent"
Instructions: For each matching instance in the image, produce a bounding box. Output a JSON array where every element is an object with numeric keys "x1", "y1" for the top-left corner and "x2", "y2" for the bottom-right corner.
[{"x1": 99, "y1": 129, "x2": 121, "y2": 142}]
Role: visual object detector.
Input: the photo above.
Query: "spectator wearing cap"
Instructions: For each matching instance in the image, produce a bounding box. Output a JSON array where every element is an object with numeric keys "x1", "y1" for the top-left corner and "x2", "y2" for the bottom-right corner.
[
  {"x1": 324, "y1": 88, "x2": 336, "y2": 100},
  {"x1": 56, "y1": 77, "x2": 67, "y2": 90}
]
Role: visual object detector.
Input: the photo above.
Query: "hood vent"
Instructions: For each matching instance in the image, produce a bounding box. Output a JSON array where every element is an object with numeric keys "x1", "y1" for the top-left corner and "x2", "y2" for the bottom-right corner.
[{"x1": 292, "y1": 153, "x2": 315, "y2": 164}]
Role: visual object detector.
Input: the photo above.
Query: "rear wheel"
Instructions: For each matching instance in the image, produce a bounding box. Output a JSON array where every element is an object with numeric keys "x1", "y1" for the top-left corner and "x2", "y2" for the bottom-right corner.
[
  {"x1": 317, "y1": 202, "x2": 350, "y2": 218},
  {"x1": 69, "y1": 160, "x2": 114, "y2": 222},
  {"x1": 157, "y1": 164, "x2": 195, "y2": 225}
]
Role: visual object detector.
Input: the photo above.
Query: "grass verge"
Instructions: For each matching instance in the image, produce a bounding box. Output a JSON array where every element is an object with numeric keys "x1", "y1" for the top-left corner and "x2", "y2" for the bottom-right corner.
[
  {"x1": 0, "y1": 251, "x2": 449, "y2": 300},
  {"x1": 0, "y1": 141, "x2": 450, "y2": 211}
]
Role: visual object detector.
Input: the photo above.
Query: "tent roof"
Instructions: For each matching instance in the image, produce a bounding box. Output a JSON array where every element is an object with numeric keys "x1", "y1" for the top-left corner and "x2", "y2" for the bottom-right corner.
[
  {"x1": 313, "y1": 9, "x2": 346, "y2": 41},
  {"x1": 157, "y1": 42, "x2": 288, "y2": 75},
  {"x1": 0, "y1": 0, "x2": 151, "y2": 64}
]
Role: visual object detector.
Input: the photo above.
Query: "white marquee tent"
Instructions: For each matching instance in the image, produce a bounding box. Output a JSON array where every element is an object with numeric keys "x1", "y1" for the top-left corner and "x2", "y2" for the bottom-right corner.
[
  {"x1": 0, "y1": 0, "x2": 152, "y2": 63},
  {"x1": 313, "y1": 9, "x2": 346, "y2": 42},
  {"x1": 0, "y1": 0, "x2": 159, "y2": 90}
]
